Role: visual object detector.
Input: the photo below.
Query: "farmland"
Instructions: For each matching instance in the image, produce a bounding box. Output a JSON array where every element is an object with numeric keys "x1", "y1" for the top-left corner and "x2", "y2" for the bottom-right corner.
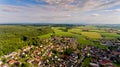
[
  {"x1": 0, "y1": 25, "x2": 120, "y2": 55},
  {"x1": 39, "y1": 25, "x2": 120, "y2": 47},
  {"x1": 0, "y1": 24, "x2": 120, "y2": 67},
  {"x1": 81, "y1": 32, "x2": 102, "y2": 39}
]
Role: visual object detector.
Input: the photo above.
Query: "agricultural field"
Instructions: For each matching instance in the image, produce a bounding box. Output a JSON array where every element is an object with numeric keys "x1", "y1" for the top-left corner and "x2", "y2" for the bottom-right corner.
[
  {"x1": 68, "y1": 28, "x2": 82, "y2": 34},
  {"x1": 101, "y1": 33, "x2": 120, "y2": 39},
  {"x1": 81, "y1": 32, "x2": 102, "y2": 39},
  {"x1": 36, "y1": 26, "x2": 120, "y2": 48}
]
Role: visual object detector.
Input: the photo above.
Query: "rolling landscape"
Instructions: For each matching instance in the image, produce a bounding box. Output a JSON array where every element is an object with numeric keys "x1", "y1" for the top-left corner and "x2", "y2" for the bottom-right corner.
[
  {"x1": 0, "y1": 24, "x2": 120, "y2": 67},
  {"x1": 1, "y1": 0, "x2": 120, "y2": 67}
]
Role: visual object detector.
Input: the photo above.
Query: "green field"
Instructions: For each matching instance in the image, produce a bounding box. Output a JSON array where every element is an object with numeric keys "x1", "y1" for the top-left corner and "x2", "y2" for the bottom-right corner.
[
  {"x1": 68, "y1": 28, "x2": 82, "y2": 34},
  {"x1": 52, "y1": 27, "x2": 106, "y2": 48},
  {"x1": 101, "y1": 33, "x2": 120, "y2": 39},
  {"x1": 81, "y1": 32, "x2": 102, "y2": 39},
  {"x1": 0, "y1": 25, "x2": 119, "y2": 55},
  {"x1": 89, "y1": 30, "x2": 106, "y2": 33},
  {"x1": 38, "y1": 33, "x2": 53, "y2": 39},
  {"x1": 37, "y1": 26, "x2": 119, "y2": 49}
]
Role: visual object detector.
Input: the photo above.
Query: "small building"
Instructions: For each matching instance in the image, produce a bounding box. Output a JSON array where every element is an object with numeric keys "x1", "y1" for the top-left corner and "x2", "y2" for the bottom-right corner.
[{"x1": 8, "y1": 59, "x2": 16, "y2": 65}]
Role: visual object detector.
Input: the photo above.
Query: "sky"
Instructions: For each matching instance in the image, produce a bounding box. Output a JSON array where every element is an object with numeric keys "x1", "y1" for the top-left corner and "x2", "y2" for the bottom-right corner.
[{"x1": 0, "y1": 0, "x2": 120, "y2": 24}]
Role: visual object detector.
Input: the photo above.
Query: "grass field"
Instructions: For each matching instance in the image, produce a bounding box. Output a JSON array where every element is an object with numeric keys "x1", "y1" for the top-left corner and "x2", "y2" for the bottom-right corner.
[
  {"x1": 76, "y1": 26, "x2": 97, "y2": 29},
  {"x1": 38, "y1": 33, "x2": 52, "y2": 39},
  {"x1": 52, "y1": 27, "x2": 106, "y2": 48},
  {"x1": 39, "y1": 27, "x2": 105, "y2": 48},
  {"x1": 101, "y1": 33, "x2": 120, "y2": 39},
  {"x1": 68, "y1": 28, "x2": 82, "y2": 34},
  {"x1": 81, "y1": 32, "x2": 102, "y2": 39},
  {"x1": 89, "y1": 30, "x2": 106, "y2": 33}
]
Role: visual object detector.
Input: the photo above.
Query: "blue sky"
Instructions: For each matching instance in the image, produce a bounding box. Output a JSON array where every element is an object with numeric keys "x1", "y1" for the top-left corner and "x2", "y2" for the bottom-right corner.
[{"x1": 0, "y1": 0, "x2": 120, "y2": 24}]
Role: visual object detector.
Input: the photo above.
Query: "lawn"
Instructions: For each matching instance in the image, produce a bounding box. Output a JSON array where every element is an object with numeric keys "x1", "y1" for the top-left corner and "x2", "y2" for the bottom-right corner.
[{"x1": 81, "y1": 32, "x2": 102, "y2": 39}]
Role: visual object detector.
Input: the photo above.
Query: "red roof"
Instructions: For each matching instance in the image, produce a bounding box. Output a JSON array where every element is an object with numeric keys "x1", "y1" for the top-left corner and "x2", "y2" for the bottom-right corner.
[
  {"x1": 9, "y1": 59, "x2": 15, "y2": 64},
  {"x1": 99, "y1": 59, "x2": 112, "y2": 65}
]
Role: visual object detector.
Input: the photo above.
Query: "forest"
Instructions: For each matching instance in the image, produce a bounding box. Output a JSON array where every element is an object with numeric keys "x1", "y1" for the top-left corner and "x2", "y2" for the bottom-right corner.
[{"x1": 0, "y1": 25, "x2": 53, "y2": 55}]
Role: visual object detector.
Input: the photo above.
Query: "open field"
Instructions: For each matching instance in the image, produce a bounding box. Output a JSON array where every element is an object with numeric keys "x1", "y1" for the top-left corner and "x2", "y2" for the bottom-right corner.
[
  {"x1": 68, "y1": 28, "x2": 82, "y2": 34},
  {"x1": 40, "y1": 26, "x2": 120, "y2": 47},
  {"x1": 89, "y1": 30, "x2": 106, "y2": 33},
  {"x1": 101, "y1": 33, "x2": 120, "y2": 39},
  {"x1": 81, "y1": 32, "x2": 102, "y2": 39},
  {"x1": 52, "y1": 27, "x2": 106, "y2": 48}
]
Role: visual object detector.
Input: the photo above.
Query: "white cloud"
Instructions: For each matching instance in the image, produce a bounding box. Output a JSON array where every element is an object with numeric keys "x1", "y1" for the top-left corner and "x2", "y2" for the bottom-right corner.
[
  {"x1": 115, "y1": 9, "x2": 120, "y2": 12},
  {"x1": 36, "y1": 0, "x2": 120, "y2": 11},
  {"x1": 0, "y1": 0, "x2": 120, "y2": 24},
  {"x1": 91, "y1": 14, "x2": 100, "y2": 17}
]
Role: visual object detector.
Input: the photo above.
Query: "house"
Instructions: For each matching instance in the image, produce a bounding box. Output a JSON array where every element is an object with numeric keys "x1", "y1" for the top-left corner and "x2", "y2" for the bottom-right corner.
[
  {"x1": 1, "y1": 64, "x2": 9, "y2": 67},
  {"x1": 0, "y1": 61, "x2": 2, "y2": 65},
  {"x1": 8, "y1": 59, "x2": 16, "y2": 65},
  {"x1": 104, "y1": 41, "x2": 114, "y2": 46},
  {"x1": 71, "y1": 52, "x2": 78, "y2": 59},
  {"x1": 27, "y1": 59, "x2": 33, "y2": 63},
  {"x1": 32, "y1": 60, "x2": 39, "y2": 65},
  {"x1": 99, "y1": 59, "x2": 113, "y2": 66},
  {"x1": 90, "y1": 63, "x2": 99, "y2": 67},
  {"x1": 48, "y1": 51, "x2": 52, "y2": 57}
]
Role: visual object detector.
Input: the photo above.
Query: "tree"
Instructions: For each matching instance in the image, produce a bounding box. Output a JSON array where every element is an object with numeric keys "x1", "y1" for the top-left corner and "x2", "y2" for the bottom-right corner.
[
  {"x1": 64, "y1": 48, "x2": 73, "y2": 55},
  {"x1": 22, "y1": 36, "x2": 28, "y2": 41},
  {"x1": 21, "y1": 62, "x2": 30, "y2": 67}
]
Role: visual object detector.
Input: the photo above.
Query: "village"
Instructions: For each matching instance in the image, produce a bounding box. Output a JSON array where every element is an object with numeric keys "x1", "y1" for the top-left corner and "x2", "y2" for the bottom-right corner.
[{"x1": 0, "y1": 36, "x2": 120, "y2": 67}]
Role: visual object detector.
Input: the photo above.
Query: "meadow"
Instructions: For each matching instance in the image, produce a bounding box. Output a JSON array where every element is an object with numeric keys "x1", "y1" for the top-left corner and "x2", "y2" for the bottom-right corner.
[
  {"x1": 81, "y1": 32, "x2": 102, "y2": 39},
  {"x1": 52, "y1": 27, "x2": 106, "y2": 48}
]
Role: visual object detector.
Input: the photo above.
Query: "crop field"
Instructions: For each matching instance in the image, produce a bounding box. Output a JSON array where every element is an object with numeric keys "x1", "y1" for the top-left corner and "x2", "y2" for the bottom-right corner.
[
  {"x1": 89, "y1": 30, "x2": 106, "y2": 33},
  {"x1": 76, "y1": 26, "x2": 97, "y2": 29},
  {"x1": 81, "y1": 32, "x2": 102, "y2": 39},
  {"x1": 51, "y1": 26, "x2": 120, "y2": 48},
  {"x1": 52, "y1": 28, "x2": 90, "y2": 44},
  {"x1": 68, "y1": 28, "x2": 82, "y2": 34},
  {"x1": 52, "y1": 27, "x2": 106, "y2": 48},
  {"x1": 101, "y1": 33, "x2": 120, "y2": 39}
]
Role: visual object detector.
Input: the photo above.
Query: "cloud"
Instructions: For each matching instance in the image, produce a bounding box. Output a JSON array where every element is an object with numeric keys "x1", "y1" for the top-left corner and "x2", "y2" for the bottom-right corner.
[
  {"x1": 101, "y1": 8, "x2": 120, "y2": 14},
  {"x1": 0, "y1": 0, "x2": 120, "y2": 24},
  {"x1": 91, "y1": 14, "x2": 100, "y2": 17},
  {"x1": 0, "y1": 5, "x2": 27, "y2": 13},
  {"x1": 35, "y1": 0, "x2": 120, "y2": 11},
  {"x1": 115, "y1": 9, "x2": 120, "y2": 12}
]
